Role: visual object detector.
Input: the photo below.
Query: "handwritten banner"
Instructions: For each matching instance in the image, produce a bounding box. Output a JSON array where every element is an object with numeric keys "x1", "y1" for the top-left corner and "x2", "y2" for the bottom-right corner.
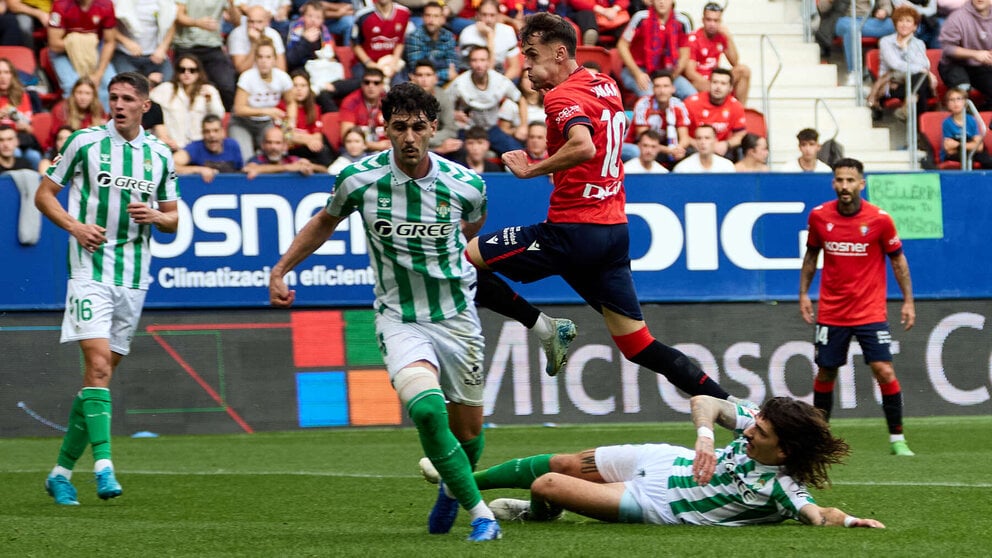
[{"x1": 867, "y1": 173, "x2": 943, "y2": 239}]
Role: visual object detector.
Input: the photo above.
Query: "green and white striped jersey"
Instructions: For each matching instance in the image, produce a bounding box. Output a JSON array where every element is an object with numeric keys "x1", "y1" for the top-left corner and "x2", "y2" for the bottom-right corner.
[
  {"x1": 46, "y1": 124, "x2": 180, "y2": 290},
  {"x1": 667, "y1": 406, "x2": 816, "y2": 526},
  {"x1": 327, "y1": 150, "x2": 487, "y2": 323}
]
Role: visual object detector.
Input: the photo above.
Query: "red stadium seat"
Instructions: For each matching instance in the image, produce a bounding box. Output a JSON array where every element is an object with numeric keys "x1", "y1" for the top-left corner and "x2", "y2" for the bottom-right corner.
[
  {"x1": 0, "y1": 45, "x2": 37, "y2": 75},
  {"x1": 575, "y1": 46, "x2": 613, "y2": 77},
  {"x1": 744, "y1": 108, "x2": 766, "y2": 138},
  {"x1": 31, "y1": 111, "x2": 53, "y2": 151},
  {"x1": 334, "y1": 46, "x2": 355, "y2": 79},
  {"x1": 321, "y1": 111, "x2": 341, "y2": 151}
]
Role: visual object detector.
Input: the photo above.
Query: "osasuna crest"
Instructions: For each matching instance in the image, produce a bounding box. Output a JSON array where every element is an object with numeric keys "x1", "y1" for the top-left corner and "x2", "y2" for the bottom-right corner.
[{"x1": 860, "y1": 224, "x2": 869, "y2": 236}]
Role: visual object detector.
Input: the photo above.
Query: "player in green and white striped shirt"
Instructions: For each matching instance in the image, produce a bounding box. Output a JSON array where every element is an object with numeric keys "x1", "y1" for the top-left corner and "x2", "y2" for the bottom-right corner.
[
  {"x1": 270, "y1": 82, "x2": 501, "y2": 542},
  {"x1": 421, "y1": 396, "x2": 886, "y2": 529},
  {"x1": 35, "y1": 72, "x2": 180, "y2": 506}
]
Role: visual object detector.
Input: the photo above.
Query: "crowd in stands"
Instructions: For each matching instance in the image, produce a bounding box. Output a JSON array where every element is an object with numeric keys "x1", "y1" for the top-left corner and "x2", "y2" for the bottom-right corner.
[{"x1": 1, "y1": 0, "x2": 991, "y2": 182}]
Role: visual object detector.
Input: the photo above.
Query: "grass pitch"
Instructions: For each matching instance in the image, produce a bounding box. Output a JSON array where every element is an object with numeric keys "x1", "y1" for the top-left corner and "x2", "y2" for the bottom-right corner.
[{"x1": 2, "y1": 416, "x2": 991, "y2": 557}]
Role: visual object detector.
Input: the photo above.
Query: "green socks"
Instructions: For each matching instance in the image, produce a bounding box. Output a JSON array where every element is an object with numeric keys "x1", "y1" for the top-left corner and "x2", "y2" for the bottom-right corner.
[
  {"x1": 408, "y1": 390, "x2": 482, "y2": 510},
  {"x1": 461, "y1": 432, "x2": 485, "y2": 470},
  {"x1": 474, "y1": 454, "x2": 553, "y2": 490},
  {"x1": 56, "y1": 393, "x2": 90, "y2": 470},
  {"x1": 80, "y1": 387, "x2": 113, "y2": 461}
]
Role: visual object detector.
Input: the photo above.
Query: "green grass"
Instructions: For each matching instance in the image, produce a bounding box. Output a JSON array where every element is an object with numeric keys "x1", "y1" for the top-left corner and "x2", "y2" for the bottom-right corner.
[{"x1": 2, "y1": 416, "x2": 991, "y2": 557}]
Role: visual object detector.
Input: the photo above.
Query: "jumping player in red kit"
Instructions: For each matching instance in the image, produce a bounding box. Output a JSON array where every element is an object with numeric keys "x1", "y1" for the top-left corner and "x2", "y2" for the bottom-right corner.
[
  {"x1": 799, "y1": 158, "x2": 916, "y2": 457},
  {"x1": 465, "y1": 12, "x2": 735, "y2": 401}
]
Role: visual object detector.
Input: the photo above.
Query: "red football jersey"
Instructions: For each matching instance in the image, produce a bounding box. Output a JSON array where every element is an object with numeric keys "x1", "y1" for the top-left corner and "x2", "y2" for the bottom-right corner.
[
  {"x1": 683, "y1": 92, "x2": 746, "y2": 141},
  {"x1": 543, "y1": 68, "x2": 627, "y2": 225},
  {"x1": 806, "y1": 200, "x2": 903, "y2": 326},
  {"x1": 687, "y1": 30, "x2": 728, "y2": 79},
  {"x1": 352, "y1": 4, "x2": 411, "y2": 63},
  {"x1": 50, "y1": 0, "x2": 116, "y2": 37}
]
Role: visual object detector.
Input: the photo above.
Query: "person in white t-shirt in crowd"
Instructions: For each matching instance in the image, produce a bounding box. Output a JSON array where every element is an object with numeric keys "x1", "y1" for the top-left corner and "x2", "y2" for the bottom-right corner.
[
  {"x1": 448, "y1": 45, "x2": 527, "y2": 156},
  {"x1": 625, "y1": 130, "x2": 670, "y2": 174},
  {"x1": 228, "y1": 5, "x2": 288, "y2": 73},
  {"x1": 496, "y1": 72, "x2": 545, "y2": 147},
  {"x1": 778, "y1": 128, "x2": 833, "y2": 172},
  {"x1": 228, "y1": 38, "x2": 296, "y2": 163},
  {"x1": 458, "y1": 0, "x2": 523, "y2": 82},
  {"x1": 234, "y1": 0, "x2": 292, "y2": 39},
  {"x1": 674, "y1": 124, "x2": 736, "y2": 173},
  {"x1": 733, "y1": 133, "x2": 770, "y2": 172}
]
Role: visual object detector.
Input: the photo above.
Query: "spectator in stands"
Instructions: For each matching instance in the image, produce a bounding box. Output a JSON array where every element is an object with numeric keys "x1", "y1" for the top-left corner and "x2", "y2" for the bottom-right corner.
[
  {"x1": 408, "y1": 59, "x2": 463, "y2": 157},
  {"x1": 938, "y1": 0, "x2": 992, "y2": 107},
  {"x1": 352, "y1": 0, "x2": 411, "y2": 84},
  {"x1": 229, "y1": 5, "x2": 288, "y2": 74},
  {"x1": 500, "y1": 0, "x2": 563, "y2": 33},
  {"x1": 815, "y1": 0, "x2": 846, "y2": 60},
  {"x1": 150, "y1": 54, "x2": 226, "y2": 151},
  {"x1": 444, "y1": 0, "x2": 480, "y2": 36},
  {"x1": 229, "y1": 38, "x2": 296, "y2": 162},
  {"x1": 142, "y1": 97, "x2": 171, "y2": 145},
  {"x1": 892, "y1": 0, "x2": 940, "y2": 48},
  {"x1": 318, "y1": 0, "x2": 357, "y2": 46},
  {"x1": 245, "y1": 124, "x2": 326, "y2": 178},
  {"x1": 47, "y1": 0, "x2": 118, "y2": 111},
  {"x1": 779, "y1": 128, "x2": 833, "y2": 172},
  {"x1": 618, "y1": 0, "x2": 696, "y2": 100},
  {"x1": 234, "y1": 0, "x2": 292, "y2": 39},
  {"x1": 49, "y1": 77, "x2": 106, "y2": 146},
  {"x1": 173, "y1": 0, "x2": 239, "y2": 111},
  {"x1": 684, "y1": 2, "x2": 752, "y2": 104},
  {"x1": 0, "y1": 58, "x2": 41, "y2": 169},
  {"x1": 174, "y1": 113, "x2": 245, "y2": 181},
  {"x1": 448, "y1": 44, "x2": 526, "y2": 156},
  {"x1": 404, "y1": 1, "x2": 461, "y2": 84},
  {"x1": 7, "y1": 0, "x2": 48, "y2": 49},
  {"x1": 338, "y1": 66, "x2": 389, "y2": 152},
  {"x1": 673, "y1": 124, "x2": 736, "y2": 173},
  {"x1": 624, "y1": 129, "x2": 670, "y2": 174},
  {"x1": 281, "y1": 69, "x2": 336, "y2": 166},
  {"x1": 627, "y1": 70, "x2": 691, "y2": 168},
  {"x1": 0, "y1": 125, "x2": 33, "y2": 172},
  {"x1": 111, "y1": 0, "x2": 175, "y2": 85},
  {"x1": 497, "y1": 71, "x2": 544, "y2": 148},
  {"x1": 327, "y1": 125, "x2": 368, "y2": 175},
  {"x1": 39, "y1": 125, "x2": 74, "y2": 175},
  {"x1": 458, "y1": 0, "x2": 522, "y2": 82},
  {"x1": 287, "y1": 0, "x2": 337, "y2": 72},
  {"x1": 566, "y1": 0, "x2": 631, "y2": 47},
  {"x1": 684, "y1": 68, "x2": 748, "y2": 160},
  {"x1": 940, "y1": 86, "x2": 992, "y2": 166},
  {"x1": 835, "y1": 1, "x2": 896, "y2": 86},
  {"x1": 455, "y1": 124, "x2": 504, "y2": 172},
  {"x1": 523, "y1": 121, "x2": 547, "y2": 163},
  {"x1": 733, "y1": 133, "x2": 770, "y2": 172},
  {"x1": 867, "y1": 5, "x2": 936, "y2": 122}
]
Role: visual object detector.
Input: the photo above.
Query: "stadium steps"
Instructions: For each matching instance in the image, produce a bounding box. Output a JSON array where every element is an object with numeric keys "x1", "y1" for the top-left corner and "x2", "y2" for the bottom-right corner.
[{"x1": 675, "y1": 0, "x2": 913, "y2": 170}]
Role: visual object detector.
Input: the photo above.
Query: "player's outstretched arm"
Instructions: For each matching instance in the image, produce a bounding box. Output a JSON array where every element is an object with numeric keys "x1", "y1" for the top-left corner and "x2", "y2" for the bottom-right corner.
[
  {"x1": 799, "y1": 505, "x2": 886, "y2": 528},
  {"x1": 689, "y1": 395, "x2": 738, "y2": 485},
  {"x1": 269, "y1": 210, "x2": 345, "y2": 308},
  {"x1": 501, "y1": 125, "x2": 595, "y2": 179}
]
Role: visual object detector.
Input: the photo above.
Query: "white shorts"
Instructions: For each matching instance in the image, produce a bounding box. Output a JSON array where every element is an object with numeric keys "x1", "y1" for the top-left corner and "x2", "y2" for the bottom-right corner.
[
  {"x1": 375, "y1": 306, "x2": 486, "y2": 406},
  {"x1": 60, "y1": 278, "x2": 147, "y2": 355},
  {"x1": 596, "y1": 443, "x2": 691, "y2": 525}
]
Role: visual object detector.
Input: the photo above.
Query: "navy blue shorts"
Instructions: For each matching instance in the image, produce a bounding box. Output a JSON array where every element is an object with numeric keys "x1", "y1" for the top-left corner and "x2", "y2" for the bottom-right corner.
[
  {"x1": 813, "y1": 322, "x2": 893, "y2": 368},
  {"x1": 477, "y1": 222, "x2": 644, "y2": 320}
]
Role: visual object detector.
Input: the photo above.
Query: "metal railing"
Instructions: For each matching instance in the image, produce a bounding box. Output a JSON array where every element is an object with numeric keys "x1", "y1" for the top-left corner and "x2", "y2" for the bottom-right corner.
[
  {"x1": 759, "y1": 34, "x2": 783, "y2": 163},
  {"x1": 814, "y1": 97, "x2": 841, "y2": 146},
  {"x1": 958, "y1": 98, "x2": 988, "y2": 170}
]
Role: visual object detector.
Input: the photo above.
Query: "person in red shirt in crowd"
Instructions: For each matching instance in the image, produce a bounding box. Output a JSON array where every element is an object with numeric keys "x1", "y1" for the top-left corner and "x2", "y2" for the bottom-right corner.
[
  {"x1": 280, "y1": 69, "x2": 336, "y2": 166},
  {"x1": 351, "y1": 0, "x2": 410, "y2": 84},
  {"x1": 799, "y1": 158, "x2": 916, "y2": 458},
  {"x1": 617, "y1": 0, "x2": 697, "y2": 100},
  {"x1": 625, "y1": 70, "x2": 691, "y2": 168},
  {"x1": 565, "y1": 0, "x2": 629, "y2": 46},
  {"x1": 47, "y1": 0, "x2": 118, "y2": 111},
  {"x1": 466, "y1": 13, "x2": 737, "y2": 402},
  {"x1": 684, "y1": 2, "x2": 751, "y2": 104},
  {"x1": 338, "y1": 67, "x2": 388, "y2": 152},
  {"x1": 683, "y1": 67, "x2": 747, "y2": 159}
]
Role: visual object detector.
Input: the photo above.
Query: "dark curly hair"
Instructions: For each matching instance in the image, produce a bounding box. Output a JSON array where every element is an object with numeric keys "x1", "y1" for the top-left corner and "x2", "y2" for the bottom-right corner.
[
  {"x1": 381, "y1": 82, "x2": 439, "y2": 123},
  {"x1": 520, "y1": 12, "x2": 577, "y2": 58},
  {"x1": 760, "y1": 397, "x2": 850, "y2": 489}
]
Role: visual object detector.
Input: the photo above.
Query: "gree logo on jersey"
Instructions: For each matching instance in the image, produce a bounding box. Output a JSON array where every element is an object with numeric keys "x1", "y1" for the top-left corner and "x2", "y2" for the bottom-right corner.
[
  {"x1": 96, "y1": 171, "x2": 157, "y2": 194},
  {"x1": 823, "y1": 241, "x2": 869, "y2": 253},
  {"x1": 372, "y1": 220, "x2": 455, "y2": 238}
]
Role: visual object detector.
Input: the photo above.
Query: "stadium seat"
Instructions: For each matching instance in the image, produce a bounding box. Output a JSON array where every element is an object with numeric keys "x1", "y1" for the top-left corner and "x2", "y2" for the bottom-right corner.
[
  {"x1": 918, "y1": 110, "x2": 989, "y2": 169},
  {"x1": 0, "y1": 45, "x2": 37, "y2": 75},
  {"x1": 321, "y1": 111, "x2": 341, "y2": 150},
  {"x1": 38, "y1": 47, "x2": 62, "y2": 108},
  {"x1": 744, "y1": 108, "x2": 767, "y2": 138},
  {"x1": 334, "y1": 46, "x2": 355, "y2": 79},
  {"x1": 575, "y1": 46, "x2": 612, "y2": 76},
  {"x1": 31, "y1": 111, "x2": 52, "y2": 151}
]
